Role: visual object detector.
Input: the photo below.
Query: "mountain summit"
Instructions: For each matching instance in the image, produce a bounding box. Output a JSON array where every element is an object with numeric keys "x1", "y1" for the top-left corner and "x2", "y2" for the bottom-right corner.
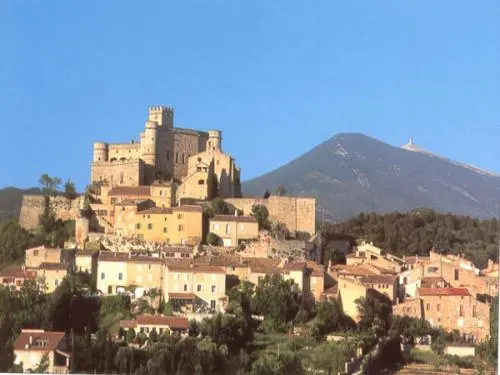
[{"x1": 242, "y1": 133, "x2": 500, "y2": 222}]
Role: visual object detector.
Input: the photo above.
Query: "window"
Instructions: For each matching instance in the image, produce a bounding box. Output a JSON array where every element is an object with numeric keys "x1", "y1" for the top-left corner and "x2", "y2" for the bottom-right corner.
[
  {"x1": 210, "y1": 300, "x2": 216, "y2": 310},
  {"x1": 454, "y1": 269, "x2": 459, "y2": 281},
  {"x1": 459, "y1": 305, "x2": 464, "y2": 317},
  {"x1": 198, "y1": 179, "x2": 205, "y2": 185},
  {"x1": 197, "y1": 285, "x2": 202, "y2": 292},
  {"x1": 118, "y1": 273, "x2": 123, "y2": 281},
  {"x1": 166, "y1": 150, "x2": 170, "y2": 160},
  {"x1": 176, "y1": 152, "x2": 179, "y2": 163},
  {"x1": 159, "y1": 190, "x2": 163, "y2": 196},
  {"x1": 163, "y1": 227, "x2": 168, "y2": 233},
  {"x1": 159, "y1": 328, "x2": 164, "y2": 334},
  {"x1": 184, "y1": 284, "x2": 188, "y2": 291},
  {"x1": 101, "y1": 272, "x2": 105, "y2": 280},
  {"x1": 178, "y1": 225, "x2": 184, "y2": 231},
  {"x1": 403, "y1": 277, "x2": 408, "y2": 285},
  {"x1": 426, "y1": 303, "x2": 430, "y2": 311},
  {"x1": 55, "y1": 279, "x2": 59, "y2": 286},
  {"x1": 177, "y1": 214, "x2": 183, "y2": 219},
  {"x1": 148, "y1": 223, "x2": 153, "y2": 230},
  {"x1": 211, "y1": 285, "x2": 216, "y2": 293},
  {"x1": 437, "y1": 303, "x2": 441, "y2": 312},
  {"x1": 136, "y1": 223, "x2": 141, "y2": 230},
  {"x1": 473, "y1": 305, "x2": 477, "y2": 317},
  {"x1": 427, "y1": 266, "x2": 439, "y2": 273},
  {"x1": 182, "y1": 153, "x2": 185, "y2": 164},
  {"x1": 108, "y1": 285, "x2": 113, "y2": 294},
  {"x1": 33, "y1": 250, "x2": 39, "y2": 256}
]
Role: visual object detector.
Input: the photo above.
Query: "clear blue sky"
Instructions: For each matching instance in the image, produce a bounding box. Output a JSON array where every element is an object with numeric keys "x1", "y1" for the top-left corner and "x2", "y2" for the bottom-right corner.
[{"x1": 1, "y1": 1, "x2": 499, "y2": 191}]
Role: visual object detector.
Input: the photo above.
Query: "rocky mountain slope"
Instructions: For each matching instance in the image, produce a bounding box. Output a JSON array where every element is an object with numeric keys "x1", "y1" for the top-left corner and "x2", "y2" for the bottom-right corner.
[{"x1": 242, "y1": 134, "x2": 500, "y2": 222}]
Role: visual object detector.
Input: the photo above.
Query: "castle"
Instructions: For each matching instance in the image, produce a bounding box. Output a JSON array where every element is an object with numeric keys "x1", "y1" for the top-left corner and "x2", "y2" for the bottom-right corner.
[{"x1": 91, "y1": 106, "x2": 241, "y2": 201}]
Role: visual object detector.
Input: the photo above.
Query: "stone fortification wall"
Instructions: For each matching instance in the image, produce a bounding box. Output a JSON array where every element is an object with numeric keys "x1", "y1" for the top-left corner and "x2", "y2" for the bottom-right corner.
[
  {"x1": 18, "y1": 195, "x2": 47, "y2": 230},
  {"x1": 225, "y1": 196, "x2": 316, "y2": 235},
  {"x1": 91, "y1": 159, "x2": 144, "y2": 186},
  {"x1": 19, "y1": 195, "x2": 83, "y2": 230},
  {"x1": 242, "y1": 239, "x2": 309, "y2": 260}
]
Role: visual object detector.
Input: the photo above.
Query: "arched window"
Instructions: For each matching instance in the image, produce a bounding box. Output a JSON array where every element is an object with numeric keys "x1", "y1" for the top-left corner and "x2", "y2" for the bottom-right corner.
[
  {"x1": 176, "y1": 152, "x2": 179, "y2": 163},
  {"x1": 198, "y1": 179, "x2": 205, "y2": 185}
]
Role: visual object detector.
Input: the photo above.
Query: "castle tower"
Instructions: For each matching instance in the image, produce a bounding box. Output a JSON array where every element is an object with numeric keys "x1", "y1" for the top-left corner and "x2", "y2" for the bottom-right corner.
[
  {"x1": 148, "y1": 106, "x2": 174, "y2": 129},
  {"x1": 142, "y1": 120, "x2": 158, "y2": 166},
  {"x1": 93, "y1": 142, "x2": 108, "y2": 162},
  {"x1": 207, "y1": 130, "x2": 222, "y2": 152}
]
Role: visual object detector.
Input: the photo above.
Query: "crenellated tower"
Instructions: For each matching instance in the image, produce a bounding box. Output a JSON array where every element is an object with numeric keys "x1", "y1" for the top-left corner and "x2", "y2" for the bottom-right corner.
[
  {"x1": 207, "y1": 130, "x2": 222, "y2": 153},
  {"x1": 148, "y1": 106, "x2": 174, "y2": 129}
]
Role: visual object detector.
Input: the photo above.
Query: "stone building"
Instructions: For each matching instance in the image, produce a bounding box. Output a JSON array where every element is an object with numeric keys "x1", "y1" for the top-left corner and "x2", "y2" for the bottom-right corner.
[
  {"x1": 393, "y1": 287, "x2": 490, "y2": 342},
  {"x1": 91, "y1": 106, "x2": 241, "y2": 198},
  {"x1": 209, "y1": 213, "x2": 259, "y2": 247},
  {"x1": 120, "y1": 315, "x2": 189, "y2": 336}
]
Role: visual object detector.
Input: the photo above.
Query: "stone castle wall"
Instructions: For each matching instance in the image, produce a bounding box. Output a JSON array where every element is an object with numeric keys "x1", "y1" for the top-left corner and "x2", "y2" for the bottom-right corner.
[
  {"x1": 18, "y1": 195, "x2": 47, "y2": 230},
  {"x1": 91, "y1": 159, "x2": 144, "y2": 186},
  {"x1": 19, "y1": 195, "x2": 84, "y2": 230},
  {"x1": 225, "y1": 196, "x2": 316, "y2": 235}
]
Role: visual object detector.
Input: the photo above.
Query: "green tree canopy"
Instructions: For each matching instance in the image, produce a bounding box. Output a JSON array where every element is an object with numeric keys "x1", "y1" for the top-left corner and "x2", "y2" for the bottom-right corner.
[
  {"x1": 38, "y1": 174, "x2": 62, "y2": 196},
  {"x1": 251, "y1": 204, "x2": 270, "y2": 230}
]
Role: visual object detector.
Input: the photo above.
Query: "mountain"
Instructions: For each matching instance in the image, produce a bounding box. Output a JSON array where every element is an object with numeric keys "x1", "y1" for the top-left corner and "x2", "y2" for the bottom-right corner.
[
  {"x1": 242, "y1": 134, "x2": 500, "y2": 222},
  {"x1": 0, "y1": 187, "x2": 41, "y2": 222}
]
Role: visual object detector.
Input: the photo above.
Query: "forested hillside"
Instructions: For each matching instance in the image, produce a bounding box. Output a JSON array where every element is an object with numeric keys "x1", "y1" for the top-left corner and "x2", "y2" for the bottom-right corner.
[{"x1": 324, "y1": 208, "x2": 498, "y2": 269}]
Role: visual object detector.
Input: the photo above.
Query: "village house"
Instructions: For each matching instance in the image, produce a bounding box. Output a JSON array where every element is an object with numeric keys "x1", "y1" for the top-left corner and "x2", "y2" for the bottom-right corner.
[
  {"x1": 358, "y1": 274, "x2": 398, "y2": 303},
  {"x1": 0, "y1": 265, "x2": 37, "y2": 290},
  {"x1": 352, "y1": 241, "x2": 404, "y2": 273},
  {"x1": 25, "y1": 246, "x2": 74, "y2": 270},
  {"x1": 120, "y1": 314, "x2": 189, "y2": 336},
  {"x1": 393, "y1": 287, "x2": 490, "y2": 342},
  {"x1": 13, "y1": 329, "x2": 71, "y2": 374},
  {"x1": 75, "y1": 250, "x2": 98, "y2": 274},
  {"x1": 37, "y1": 263, "x2": 69, "y2": 293},
  {"x1": 164, "y1": 264, "x2": 226, "y2": 312},
  {"x1": 335, "y1": 276, "x2": 368, "y2": 322},
  {"x1": 134, "y1": 205, "x2": 203, "y2": 245},
  {"x1": 209, "y1": 213, "x2": 259, "y2": 247}
]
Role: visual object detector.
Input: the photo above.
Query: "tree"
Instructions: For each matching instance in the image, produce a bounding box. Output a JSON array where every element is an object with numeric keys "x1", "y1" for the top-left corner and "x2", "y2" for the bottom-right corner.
[
  {"x1": 356, "y1": 293, "x2": 392, "y2": 337},
  {"x1": 250, "y1": 352, "x2": 304, "y2": 375},
  {"x1": 33, "y1": 353, "x2": 50, "y2": 373},
  {"x1": 149, "y1": 328, "x2": 158, "y2": 343},
  {"x1": 38, "y1": 174, "x2": 62, "y2": 196},
  {"x1": 126, "y1": 328, "x2": 136, "y2": 343},
  {"x1": 251, "y1": 274, "x2": 299, "y2": 332},
  {"x1": 274, "y1": 185, "x2": 287, "y2": 196},
  {"x1": 263, "y1": 190, "x2": 271, "y2": 199},
  {"x1": 210, "y1": 198, "x2": 234, "y2": 215},
  {"x1": 64, "y1": 179, "x2": 78, "y2": 200},
  {"x1": 251, "y1": 205, "x2": 270, "y2": 230},
  {"x1": 206, "y1": 232, "x2": 222, "y2": 246},
  {"x1": 271, "y1": 222, "x2": 289, "y2": 240},
  {"x1": 312, "y1": 298, "x2": 353, "y2": 339}
]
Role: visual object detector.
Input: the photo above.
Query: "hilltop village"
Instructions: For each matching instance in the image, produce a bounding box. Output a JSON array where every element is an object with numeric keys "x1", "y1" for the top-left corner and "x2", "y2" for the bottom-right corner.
[{"x1": 1, "y1": 106, "x2": 498, "y2": 374}]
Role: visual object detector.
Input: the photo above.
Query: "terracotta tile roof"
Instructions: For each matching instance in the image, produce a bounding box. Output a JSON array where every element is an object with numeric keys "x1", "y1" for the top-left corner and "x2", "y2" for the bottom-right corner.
[
  {"x1": 120, "y1": 320, "x2": 138, "y2": 329},
  {"x1": 38, "y1": 262, "x2": 68, "y2": 271},
  {"x1": 332, "y1": 265, "x2": 377, "y2": 277},
  {"x1": 207, "y1": 255, "x2": 244, "y2": 267},
  {"x1": 249, "y1": 265, "x2": 282, "y2": 274},
  {"x1": 418, "y1": 287, "x2": 470, "y2": 297},
  {"x1": 311, "y1": 269, "x2": 324, "y2": 277},
  {"x1": 405, "y1": 256, "x2": 430, "y2": 265},
  {"x1": 283, "y1": 261, "x2": 306, "y2": 271},
  {"x1": 163, "y1": 246, "x2": 192, "y2": 254},
  {"x1": 323, "y1": 285, "x2": 338, "y2": 295},
  {"x1": 0, "y1": 265, "x2": 37, "y2": 279},
  {"x1": 360, "y1": 275, "x2": 397, "y2": 284},
  {"x1": 242, "y1": 257, "x2": 280, "y2": 268},
  {"x1": 109, "y1": 186, "x2": 151, "y2": 196},
  {"x1": 136, "y1": 315, "x2": 189, "y2": 329},
  {"x1": 168, "y1": 292, "x2": 197, "y2": 300},
  {"x1": 211, "y1": 215, "x2": 257, "y2": 223},
  {"x1": 138, "y1": 207, "x2": 173, "y2": 215},
  {"x1": 173, "y1": 205, "x2": 203, "y2": 213},
  {"x1": 13, "y1": 330, "x2": 66, "y2": 351},
  {"x1": 167, "y1": 264, "x2": 225, "y2": 274},
  {"x1": 115, "y1": 199, "x2": 140, "y2": 206}
]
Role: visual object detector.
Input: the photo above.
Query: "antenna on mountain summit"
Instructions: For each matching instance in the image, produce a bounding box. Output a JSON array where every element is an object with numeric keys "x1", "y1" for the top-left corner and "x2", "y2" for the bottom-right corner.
[{"x1": 408, "y1": 137, "x2": 414, "y2": 145}]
